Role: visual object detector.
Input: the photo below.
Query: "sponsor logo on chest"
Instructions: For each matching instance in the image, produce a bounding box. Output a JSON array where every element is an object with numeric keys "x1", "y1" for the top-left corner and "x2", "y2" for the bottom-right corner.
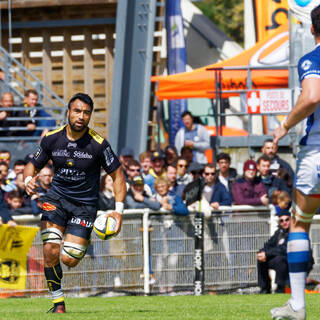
[
  {"x1": 73, "y1": 151, "x2": 92, "y2": 159},
  {"x1": 52, "y1": 149, "x2": 92, "y2": 159}
]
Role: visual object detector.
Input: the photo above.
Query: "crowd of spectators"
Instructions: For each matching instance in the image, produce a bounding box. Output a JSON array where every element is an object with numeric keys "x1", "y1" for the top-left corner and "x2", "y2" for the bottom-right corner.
[
  {"x1": 0, "y1": 106, "x2": 297, "y2": 293},
  {"x1": 0, "y1": 108, "x2": 295, "y2": 234},
  {"x1": 0, "y1": 89, "x2": 56, "y2": 137},
  {"x1": 0, "y1": 135, "x2": 296, "y2": 225},
  {"x1": 94, "y1": 135, "x2": 294, "y2": 218}
]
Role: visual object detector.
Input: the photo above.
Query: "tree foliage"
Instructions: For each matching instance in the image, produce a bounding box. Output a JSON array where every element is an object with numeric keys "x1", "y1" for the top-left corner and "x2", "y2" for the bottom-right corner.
[{"x1": 195, "y1": 0, "x2": 244, "y2": 45}]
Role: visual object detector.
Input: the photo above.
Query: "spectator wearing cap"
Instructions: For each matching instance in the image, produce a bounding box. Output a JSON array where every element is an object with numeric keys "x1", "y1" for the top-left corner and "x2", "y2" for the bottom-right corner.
[
  {"x1": 257, "y1": 210, "x2": 291, "y2": 294},
  {"x1": 164, "y1": 145, "x2": 178, "y2": 166},
  {"x1": 181, "y1": 162, "x2": 204, "y2": 201},
  {"x1": 174, "y1": 111, "x2": 210, "y2": 164},
  {"x1": 148, "y1": 150, "x2": 166, "y2": 191},
  {"x1": 125, "y1": 175, "x2": 161, "y2": 210},
  {"x1": 119, "y1": 147, "x2": 134, "y2": 178},
  {"x1": 232, "y1": 159, "x2": 269, "y2": 206},
  {"x1": 187, "y1": 162, "x2": 204, "y2": 181},
  {"x1": 126, "y1": 159, "x2": 153, "y2": 197}
]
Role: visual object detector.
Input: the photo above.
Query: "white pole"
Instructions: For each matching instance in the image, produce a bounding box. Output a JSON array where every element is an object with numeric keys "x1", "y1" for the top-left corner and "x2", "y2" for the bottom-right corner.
[
  {"x1": 143, "y1": 209, "x2": 150, "y2": 295},
  {"x1": 244, "y1": 0, "x2": 256, "y2": 49}
]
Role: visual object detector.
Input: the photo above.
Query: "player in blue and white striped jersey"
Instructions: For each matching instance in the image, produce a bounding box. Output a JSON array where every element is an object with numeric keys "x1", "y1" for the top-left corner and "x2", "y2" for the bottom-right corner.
[{"x1": 271, "y1": 5, "x2": 320, "y2": 320}]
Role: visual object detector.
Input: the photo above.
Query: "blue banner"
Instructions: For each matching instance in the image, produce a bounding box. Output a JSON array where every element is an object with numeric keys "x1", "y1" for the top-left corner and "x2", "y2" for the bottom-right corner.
[{"x1": 166, "y1": 0, "x2": 188, "y2": 146}]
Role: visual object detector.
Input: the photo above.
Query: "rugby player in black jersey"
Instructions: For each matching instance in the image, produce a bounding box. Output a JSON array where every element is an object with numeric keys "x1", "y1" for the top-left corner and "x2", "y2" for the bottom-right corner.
[{"x1": 23, "y1": 93, "x2": 126, "y2": 313}]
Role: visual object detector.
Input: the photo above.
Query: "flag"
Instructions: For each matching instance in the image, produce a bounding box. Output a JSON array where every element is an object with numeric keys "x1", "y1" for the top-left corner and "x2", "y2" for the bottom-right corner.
[
  {"x1": 0, "y1": 225, "x2": 39, "y2": 290},
  {"x1": 166, "y1": 0, "x2": 188, "y2": 145},
  {"x1": 253, "y1": 0, "x2": 289, "y2": 41}
]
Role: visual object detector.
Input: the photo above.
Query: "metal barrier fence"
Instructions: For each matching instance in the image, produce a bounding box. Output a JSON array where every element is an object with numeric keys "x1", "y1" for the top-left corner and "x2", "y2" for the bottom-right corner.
[{"x1": 2, "y1": 206, "x2": 320, "y2": 297}]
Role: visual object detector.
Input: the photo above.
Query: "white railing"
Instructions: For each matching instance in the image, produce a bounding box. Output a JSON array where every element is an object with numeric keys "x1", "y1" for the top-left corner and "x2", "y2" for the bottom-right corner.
[{"x1": 7, "y1": 206, "x2": 320, "y2": 296}]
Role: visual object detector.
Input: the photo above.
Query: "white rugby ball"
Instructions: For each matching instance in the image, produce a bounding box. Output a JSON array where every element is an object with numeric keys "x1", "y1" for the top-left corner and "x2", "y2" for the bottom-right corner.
[{"x1": 93, "y1": 213, "x2": 117, "y2": 240}]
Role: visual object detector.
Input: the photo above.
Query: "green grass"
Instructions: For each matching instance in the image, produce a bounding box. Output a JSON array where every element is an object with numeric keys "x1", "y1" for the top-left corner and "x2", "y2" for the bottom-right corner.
[{"x1": 0, "y1": 294, "x2": 319, "y2": 320}]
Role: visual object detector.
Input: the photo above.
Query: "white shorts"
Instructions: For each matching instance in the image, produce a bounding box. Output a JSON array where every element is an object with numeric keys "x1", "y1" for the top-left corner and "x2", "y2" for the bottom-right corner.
[{"x1": 294, "y1": 146, "x2": 320, "y2": 195}]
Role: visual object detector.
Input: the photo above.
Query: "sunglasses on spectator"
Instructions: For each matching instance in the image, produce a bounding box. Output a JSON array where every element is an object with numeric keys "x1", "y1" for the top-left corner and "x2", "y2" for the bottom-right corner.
[
  {"x1": 204, "y1": 172, "x2": 215, "y2": 176},
  {"x1": 178, "y1": 164, "x2": 187, "y2": 168},
  {"x1": 129, "y1": 168, "x2": 140, "y2": 172},
  {"x1": 279, "y1": 218, "x2": 290, "y2": 223}
]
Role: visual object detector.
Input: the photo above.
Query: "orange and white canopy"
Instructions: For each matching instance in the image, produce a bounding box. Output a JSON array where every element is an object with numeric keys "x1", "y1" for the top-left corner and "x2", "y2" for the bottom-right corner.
[{"x1": 152, "y1": 24, "x2": 289, "y2": 100}]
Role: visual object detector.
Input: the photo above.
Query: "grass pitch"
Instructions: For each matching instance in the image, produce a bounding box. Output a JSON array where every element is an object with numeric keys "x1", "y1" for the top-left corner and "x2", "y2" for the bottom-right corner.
[{"x1": 0, "y1": 294, "x2": 319, "y2": 320}]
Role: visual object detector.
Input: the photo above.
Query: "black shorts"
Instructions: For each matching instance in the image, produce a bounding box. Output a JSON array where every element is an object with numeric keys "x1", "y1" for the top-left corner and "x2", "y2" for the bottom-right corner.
[{"x1": 40, "y1": 192, "x2": 97, "y2": 240}]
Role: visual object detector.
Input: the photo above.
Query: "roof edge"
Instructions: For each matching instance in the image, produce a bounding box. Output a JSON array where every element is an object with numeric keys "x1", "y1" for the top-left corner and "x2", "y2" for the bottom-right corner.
[{"x1": 0, "y1": 0, "x2": 117, "y2": 9}]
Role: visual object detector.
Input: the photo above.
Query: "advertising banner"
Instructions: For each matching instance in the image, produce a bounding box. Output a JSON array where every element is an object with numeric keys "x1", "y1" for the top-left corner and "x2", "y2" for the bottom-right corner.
[
  {"x1": 194, "y1": 211, "x2": 204, "y2": 296},
  {"x1": 247, "y1": 89, "x2": 292, "y2": 114},
  {"x1": 166, "y1": 0, "x2": 188, "y2": 145},
  {"x1": 253, "y1": 0, "x2": 289, "y2": 41},
  {"x1": 0, "y1": 225, "x2": 39, "y2": 290}
]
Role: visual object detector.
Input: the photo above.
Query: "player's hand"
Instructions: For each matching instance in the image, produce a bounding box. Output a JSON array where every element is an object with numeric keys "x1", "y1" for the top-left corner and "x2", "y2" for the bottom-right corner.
[
  {"x1": 273, "y1": 125, "x2": 288, "y2": 146},
  {"x1": 25, "y1": 175, "x2": 40, "y2": 196},
  {"x1": 108, "y1": 211, "x2": 122, "y2": 235}
]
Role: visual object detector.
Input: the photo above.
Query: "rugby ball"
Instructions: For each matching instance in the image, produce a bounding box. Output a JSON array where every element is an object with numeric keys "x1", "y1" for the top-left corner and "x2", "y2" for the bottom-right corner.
[{"x1": 93, "y1": 213, "x2": 117, "y2": 240}]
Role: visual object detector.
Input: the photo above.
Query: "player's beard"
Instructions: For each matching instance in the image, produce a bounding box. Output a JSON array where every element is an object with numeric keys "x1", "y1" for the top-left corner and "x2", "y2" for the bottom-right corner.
[{"x1": 69, "y1": 121, "x2": 88, "y2": 132}]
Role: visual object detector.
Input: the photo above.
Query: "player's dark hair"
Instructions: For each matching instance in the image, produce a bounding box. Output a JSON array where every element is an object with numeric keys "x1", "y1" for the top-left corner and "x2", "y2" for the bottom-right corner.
[
  {"x1": 263, "y1": 138, "x2": 273, "y2": 145},
  {"x1": 311, "y1": 5, "x2": 320, "y2": 36},
  {"x1": 68, "y1": 93, "x2": 94, "y2": 111},
  {"x1": 13, "y1": 159, "x2": 26, "y2": 167}
]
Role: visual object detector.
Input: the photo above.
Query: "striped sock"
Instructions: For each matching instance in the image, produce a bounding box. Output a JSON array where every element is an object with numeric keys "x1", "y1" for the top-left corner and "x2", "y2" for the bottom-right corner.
[
  {"x1": 287, "y1": 232, "x2": 310, "y2": 311},
  {"x1": 44, "y1": 264, "x2": 65, "y2": 305}
]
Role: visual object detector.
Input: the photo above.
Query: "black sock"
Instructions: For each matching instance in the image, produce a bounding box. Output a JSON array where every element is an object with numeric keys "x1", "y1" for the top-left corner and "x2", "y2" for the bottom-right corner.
[{"x1": 44, "y1": 264, "x2": 64, "y2": 304}]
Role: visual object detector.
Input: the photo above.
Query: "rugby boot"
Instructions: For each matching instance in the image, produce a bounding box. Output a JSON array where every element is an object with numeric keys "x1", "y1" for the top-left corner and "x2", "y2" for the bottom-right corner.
[
  {"x1": 270, "y1": 300, "x2": 305, "y2": 320},
  {"x1": 47, "y1": 303, "x2": 66, "y2": 313}
]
